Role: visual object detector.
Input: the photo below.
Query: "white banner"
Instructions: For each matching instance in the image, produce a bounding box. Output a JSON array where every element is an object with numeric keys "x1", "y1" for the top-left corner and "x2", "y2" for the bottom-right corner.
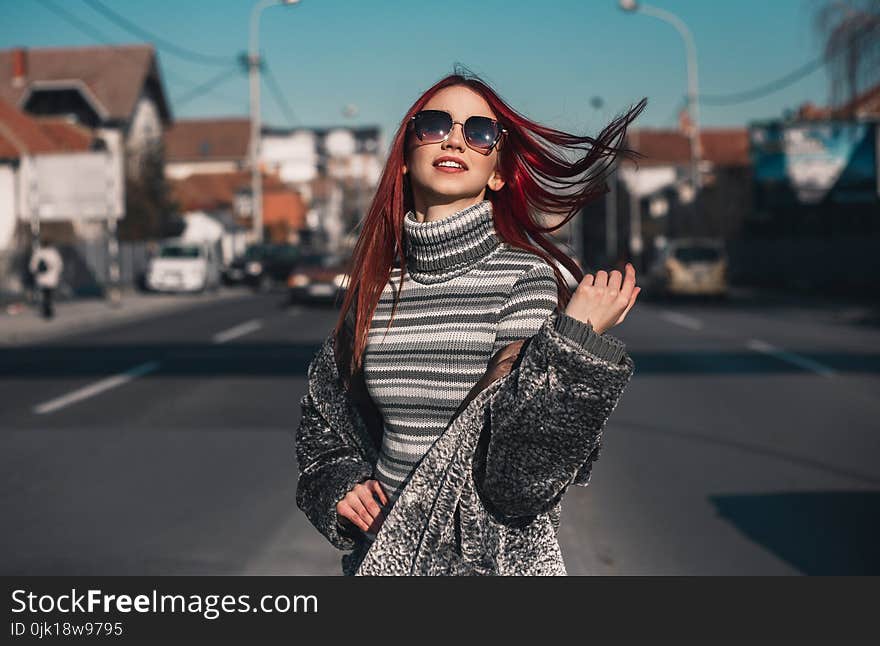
[{"x1": 20, "y1": 151, "x2": 124, "y2": 221}]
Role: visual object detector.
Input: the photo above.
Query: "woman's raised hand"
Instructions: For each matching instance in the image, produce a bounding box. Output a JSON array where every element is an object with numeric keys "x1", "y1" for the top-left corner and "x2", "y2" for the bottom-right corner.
[
  {"x1": 563, "y1": 262, "x2": 640, "y2": 335},
  {"x1": 336, "y1": 479, "x2": 389, "y2": 534}
]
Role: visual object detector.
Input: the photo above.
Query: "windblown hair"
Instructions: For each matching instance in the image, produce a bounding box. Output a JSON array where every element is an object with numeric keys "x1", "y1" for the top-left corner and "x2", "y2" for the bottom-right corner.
[{"x1": 333, "y1": 70, "x2": 647, "y2": 383}]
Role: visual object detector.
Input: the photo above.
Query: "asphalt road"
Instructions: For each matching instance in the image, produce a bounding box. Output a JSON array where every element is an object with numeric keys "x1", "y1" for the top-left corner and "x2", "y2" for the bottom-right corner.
[{"x1": 2, "y1": 288, "x2": 878, "y2": 575}]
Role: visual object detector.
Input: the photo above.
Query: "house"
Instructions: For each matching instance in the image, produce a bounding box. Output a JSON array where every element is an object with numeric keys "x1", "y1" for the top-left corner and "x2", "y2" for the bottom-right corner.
[
  {"x1": 619, "y1": 124, "x2": 751, "y2": 239},
  {"x1": 164, "y1": 117, "x2": 251, "y2": 180},
  {"x1": 796, "y1": 81, "x2": 880, "y2": 120},
  {"x1": 169, "y1": 169, "x2": 306, "y2": 249},
  {"x1": 165, "y1": 117, "x2": 385, "y2": 251},
  {"x1": 0, "y1": 43, "x2": 173, "y2": 251},
  {"x1": 261, "y1": 124, "x2": 384, "y2": 250},
  {"x1": 0, "y1": 98, "x2": 116, "y2": 293},
  {"x1": 579, "y1": 120, "x2": 752, "y2": 272},
  {"x1": 0, "y1": 44, "x2": 172, "y2": 178}
]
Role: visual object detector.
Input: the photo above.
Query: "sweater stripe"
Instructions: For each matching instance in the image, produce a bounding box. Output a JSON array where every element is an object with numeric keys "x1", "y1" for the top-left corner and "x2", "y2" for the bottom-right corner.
[{"x1": 362, "y1": 200, "x2": 627, "y2": 528}]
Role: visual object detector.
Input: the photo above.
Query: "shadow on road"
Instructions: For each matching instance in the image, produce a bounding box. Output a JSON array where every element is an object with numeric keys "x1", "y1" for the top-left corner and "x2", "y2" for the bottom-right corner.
[
  {"x1": 2, "y1": 344, "x2": 879, "y2": 378},
  {"x1": 711, "y1": 491, "x2": 880, "y2": 575}
]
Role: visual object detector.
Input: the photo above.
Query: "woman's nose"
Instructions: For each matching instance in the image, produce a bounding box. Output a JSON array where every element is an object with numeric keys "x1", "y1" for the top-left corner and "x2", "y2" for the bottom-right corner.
[{"x1": 442, "y1": 122, "x2": 466, "y2": 152}]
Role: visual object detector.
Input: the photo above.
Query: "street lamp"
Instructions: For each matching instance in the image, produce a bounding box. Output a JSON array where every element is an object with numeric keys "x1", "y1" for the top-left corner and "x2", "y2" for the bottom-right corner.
[
  {"x1": 618, "y1": 0, "x2": 701, "y2": 192},
  {"x1": 249, "y1": 0, "x2": 301, "y2": 244}
]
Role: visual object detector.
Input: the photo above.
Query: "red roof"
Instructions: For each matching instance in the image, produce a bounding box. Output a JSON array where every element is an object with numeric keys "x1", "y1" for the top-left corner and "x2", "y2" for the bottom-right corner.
[
  {"x1": 0, "y1": 44, "x2": 171, "y2": 122},
  {"x1": 170, "y1": 170, "x2": 286, "y2": 212},
  {"x1": 0, "y1": 98, "x2": 93, "y2": 158},
  {"x1": 171, "y1": 170, "x2": 306, "y2": 231},
  {"x1": 624, "y1": 127, "x2": 750, "y2": 167},
  {"x1": 797, "y1": 82, "x2": 880, "y2": 120},
  {"x1": 263, "y1": 189, "x2": 306, "y2": 230},
  {"x1": 164, "y1": 118, "x2": 251, "y2": 163}
]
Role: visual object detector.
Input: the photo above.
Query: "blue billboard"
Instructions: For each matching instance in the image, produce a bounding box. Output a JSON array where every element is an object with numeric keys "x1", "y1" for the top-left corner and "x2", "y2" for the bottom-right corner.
[{"x1": 749, "y1": 120, "x2": 878, "y2": 207}]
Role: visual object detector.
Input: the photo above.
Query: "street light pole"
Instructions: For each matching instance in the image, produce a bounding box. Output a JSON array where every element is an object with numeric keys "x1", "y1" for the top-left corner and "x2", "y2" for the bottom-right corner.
[
  {"x1": 619, "y1": 0, "x2": 701, "y2": 192},
  {"x1": 249, "y1": 0, "x2": 301, "y2": 245}
]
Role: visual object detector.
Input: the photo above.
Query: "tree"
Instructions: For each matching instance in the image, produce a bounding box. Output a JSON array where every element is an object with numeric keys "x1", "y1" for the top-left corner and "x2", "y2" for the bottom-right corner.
[
  {"x1": 812, "y1": 0, "x2": 880, "y2": 117},
  {"x1": 118, "y1": 141, "x2": 183, "y2": 241}
]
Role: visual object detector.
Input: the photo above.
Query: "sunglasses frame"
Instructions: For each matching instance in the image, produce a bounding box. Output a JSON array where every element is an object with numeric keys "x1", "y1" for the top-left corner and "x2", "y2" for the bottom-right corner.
[{"x1": 408, "y1": 109, "x2": 508, "y2": 156}]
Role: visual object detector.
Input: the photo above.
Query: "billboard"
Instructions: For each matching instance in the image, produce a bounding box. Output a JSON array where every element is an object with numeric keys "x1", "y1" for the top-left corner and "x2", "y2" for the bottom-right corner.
[
  {"x1": 19, "y1": 151, "x2": 124, "y2": 221},
  {"x1": 749, "y1": 120, "x2": 878, "y2": 207}
]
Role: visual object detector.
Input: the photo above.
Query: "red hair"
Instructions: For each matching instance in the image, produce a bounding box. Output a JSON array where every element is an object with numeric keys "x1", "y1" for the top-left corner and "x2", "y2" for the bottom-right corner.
[{"x1": 333, "y1": 71, "x2": 647, "y2": 383}]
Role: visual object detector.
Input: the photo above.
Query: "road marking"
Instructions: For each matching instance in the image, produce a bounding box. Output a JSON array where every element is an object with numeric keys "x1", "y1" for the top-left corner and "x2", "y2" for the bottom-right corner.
[
  {"x1": 659, "y1": 310, "x2": 704, "y2": 331},
  {"x1": 33, "y1": 360, "x2": 162, "y2": 415},
  {"x1": 212, "y1": 319, "x2": 263, "y2": 344},
  {"x1": 745, "y1": 339, "x2": 836, "y2": 377}
]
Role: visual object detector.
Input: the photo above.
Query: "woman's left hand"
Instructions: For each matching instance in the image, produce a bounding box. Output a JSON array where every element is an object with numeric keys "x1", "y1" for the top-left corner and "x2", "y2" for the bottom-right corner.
[{"x1": 563, "y1": 262, "x2": 640, "y2": 335}]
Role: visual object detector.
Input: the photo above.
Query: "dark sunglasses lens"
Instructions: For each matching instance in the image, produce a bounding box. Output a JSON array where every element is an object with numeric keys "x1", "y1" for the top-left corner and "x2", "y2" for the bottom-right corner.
[
  {"x1": 413, "y1": 110, "x2": 451, "y2": 142},
  {"x1": 464, "y1": 116, "x2": 500, "y2": 150}
]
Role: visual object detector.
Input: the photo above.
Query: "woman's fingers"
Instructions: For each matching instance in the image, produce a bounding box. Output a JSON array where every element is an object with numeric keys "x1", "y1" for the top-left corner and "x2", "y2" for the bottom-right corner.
[
  {"x1": 616, "y1": 286, "x2": 640, "y2": 325},
  {"x1": 337, "y1": 479, "x2": 393, "y2": 535},
  {"x1": 579, "y1": 273, "x2": 594, "y2": 290},
  {"x1": 338, "y1": 501, "x2": 369, "y2": 532},
  {"x1": 344, "y1": 490, "x2": 374, "y2": 528},
  {"x1": 369, "y1": 479, "x2": 389, "y2": 507},
  {"x1": 608, "y1": 268, "x2": 623, "y2": 290},
  {"x1": 357, "y1": 484, "x2": 383, "y2": 519},
  {"x1": 622, "y1": 263, "x2": 636, "y2": 296}
]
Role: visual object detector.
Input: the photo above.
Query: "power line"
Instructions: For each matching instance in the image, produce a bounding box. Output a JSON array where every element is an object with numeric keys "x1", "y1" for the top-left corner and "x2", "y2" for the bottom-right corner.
[
  {"x1": 83, "y1": 0, "x2": 234, "y2": 68},
  {"x1": 699, "y1": 22, "x2": 880, "y2": 107},
  {"x1": 39, "y1": 0, "x2": 117, "y2": 45},
  {"x1": 174, "y1": 68, "x2": 243, "y2": 107},
  {"x1": 37, "y1": 0, "x2": 245, "y2": 110},
  {"x1": 699, "y1": 57, "x2": 825, "y2": 106},
  {"x1": 263, "y1": 62, "x2": 299, "y2": 127}
]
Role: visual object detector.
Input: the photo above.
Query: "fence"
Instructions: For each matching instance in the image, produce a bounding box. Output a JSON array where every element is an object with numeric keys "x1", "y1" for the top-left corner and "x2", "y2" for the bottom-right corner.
[{"x1": 726, "y1": 236, "x2": 880, "y2": 296}]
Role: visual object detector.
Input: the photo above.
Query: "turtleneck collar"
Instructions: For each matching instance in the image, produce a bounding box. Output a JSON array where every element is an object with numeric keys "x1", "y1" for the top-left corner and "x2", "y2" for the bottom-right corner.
[{"x1": 402, "y1": 200, "x2": 501, "y2": 284}]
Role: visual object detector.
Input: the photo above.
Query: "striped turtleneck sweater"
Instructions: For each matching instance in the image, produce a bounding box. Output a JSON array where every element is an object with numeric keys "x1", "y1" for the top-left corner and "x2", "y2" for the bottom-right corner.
[{"x1": 361, "y1": 199, "x2": 625, "y2": 533}]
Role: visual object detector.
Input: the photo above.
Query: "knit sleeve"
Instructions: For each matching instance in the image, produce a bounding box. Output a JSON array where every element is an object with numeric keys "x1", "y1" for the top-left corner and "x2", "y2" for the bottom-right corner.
[
  {"x1": 473, "y1": 312, "x2": 635, "y2": 521},
  {"x1": 493, "y1": 261, "x2": 627, "y2": 364},
  {"x1": 294, "y1": 337, "x2": 376, "y2": 551}
]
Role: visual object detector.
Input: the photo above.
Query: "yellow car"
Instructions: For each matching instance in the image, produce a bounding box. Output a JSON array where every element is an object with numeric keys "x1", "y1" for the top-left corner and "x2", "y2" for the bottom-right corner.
[{"x1": 653, "y1": 238, "x2": 728, "y2": 298}]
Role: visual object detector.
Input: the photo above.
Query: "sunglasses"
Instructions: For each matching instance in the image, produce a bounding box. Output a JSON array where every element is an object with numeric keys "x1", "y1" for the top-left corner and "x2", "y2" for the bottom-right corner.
[{"x1": 408, "y1": 109, "x2": 507, "y2": 155}]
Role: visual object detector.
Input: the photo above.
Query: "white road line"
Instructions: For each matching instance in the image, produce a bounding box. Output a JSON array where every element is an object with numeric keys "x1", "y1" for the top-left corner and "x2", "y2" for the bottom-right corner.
[
  {"x1": 659, "y1": 310, "x2": 704, "y2": 331},
  {"x1": 745, "y1": 339, "x2": 836, "y2": 377},
  {"x1": 33, "y1": 360, "x2": 162, "y2": 415},
  {"x1": 212, "y1": 319, "x2": 263, "y2": 344}
]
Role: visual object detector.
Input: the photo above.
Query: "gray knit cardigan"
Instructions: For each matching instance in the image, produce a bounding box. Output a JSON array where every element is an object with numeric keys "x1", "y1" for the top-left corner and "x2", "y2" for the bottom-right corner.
[{"x1": 294, "y1": 309, "x2": 635, "y2": 575}]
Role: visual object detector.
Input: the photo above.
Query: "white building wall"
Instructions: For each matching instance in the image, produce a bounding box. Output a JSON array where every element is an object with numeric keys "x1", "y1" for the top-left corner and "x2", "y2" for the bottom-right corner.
[
  {"x1": 165, "y1": 160, "x2": 241, "y2": 180},
  {"x1": 261, "y1": 130, "x2": 318, "y2": 184},
  {"x1": 126, "y1": 94, "x2": 163, "y2": 154},
  {"x1": 0, "y1": 165, "x2": 17, "y2": 252}
]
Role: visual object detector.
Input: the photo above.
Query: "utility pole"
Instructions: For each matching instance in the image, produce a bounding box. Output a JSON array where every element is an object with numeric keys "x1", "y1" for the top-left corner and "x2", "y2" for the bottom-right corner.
[
  {"x1": 606, "y1": 160, "x2": 618, "y2": 266},
  {"x1": 619, "y1": 0, "x2": 702, "y2": 193},
  {"x1": 248, "y1": 0, "x2": 302, "y2": 244}
]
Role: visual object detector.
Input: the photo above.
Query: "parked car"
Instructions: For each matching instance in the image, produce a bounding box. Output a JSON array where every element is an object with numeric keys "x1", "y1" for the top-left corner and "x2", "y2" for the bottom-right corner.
[
  {"x1": 146, "y1": 239, "x2": 221, "y2": 293},
  {"x1": 222, "y1": 243, "x2": 271, "y2": 287},
  {"x1": 224, "y1": 243, "x2": 300, "y2": 292},
  {"x1": 648, "y1": 237, "x2": 728, "y2": 298},
  {"x1": 288, "y1": 251, "x2": 351, "y2": 304}
]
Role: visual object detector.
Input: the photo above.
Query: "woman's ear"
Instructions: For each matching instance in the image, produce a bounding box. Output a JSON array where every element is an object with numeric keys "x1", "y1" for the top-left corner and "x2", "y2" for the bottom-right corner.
[
  {"x1": 402, "y1": 163, "x2": 408, "y2": 175},
  {"x1": 487, "y1": 170, "x2": 505, "y2": 191}
]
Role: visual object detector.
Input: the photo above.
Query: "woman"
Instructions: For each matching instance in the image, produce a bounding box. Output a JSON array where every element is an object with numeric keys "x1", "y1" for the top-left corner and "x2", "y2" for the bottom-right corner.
[{"x1": 295, "y1": 71, "x2": 646, "y2": 575}]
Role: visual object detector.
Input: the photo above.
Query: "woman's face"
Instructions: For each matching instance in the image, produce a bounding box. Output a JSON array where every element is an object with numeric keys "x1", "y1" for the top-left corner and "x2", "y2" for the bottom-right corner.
[{"x1": 403, "y1": 85, "x2": 505, "y2": 209}]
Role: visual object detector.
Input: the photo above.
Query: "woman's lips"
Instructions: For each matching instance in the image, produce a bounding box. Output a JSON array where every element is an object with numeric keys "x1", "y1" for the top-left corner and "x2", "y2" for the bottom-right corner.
[{"x1": 433, "y1": 165, "x2": 467, "y2": 173}]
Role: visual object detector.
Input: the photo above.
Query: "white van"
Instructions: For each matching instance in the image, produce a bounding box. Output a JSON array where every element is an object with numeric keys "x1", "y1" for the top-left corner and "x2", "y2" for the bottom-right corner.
[{"x1": 146, "y1": 239, "x2": 221, "y2": 293}]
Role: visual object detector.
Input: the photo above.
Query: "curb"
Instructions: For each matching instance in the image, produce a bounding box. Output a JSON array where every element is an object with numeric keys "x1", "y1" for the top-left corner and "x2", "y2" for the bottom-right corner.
[{"x1": 0, "y1": 289, "x2": 252, "y2": 346}]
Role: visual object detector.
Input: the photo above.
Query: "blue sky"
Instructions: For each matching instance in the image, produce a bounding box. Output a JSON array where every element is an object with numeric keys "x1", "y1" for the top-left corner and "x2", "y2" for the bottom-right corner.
[{"x1": 4, "y1": 1, "x2": 831, "y2": 150}]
